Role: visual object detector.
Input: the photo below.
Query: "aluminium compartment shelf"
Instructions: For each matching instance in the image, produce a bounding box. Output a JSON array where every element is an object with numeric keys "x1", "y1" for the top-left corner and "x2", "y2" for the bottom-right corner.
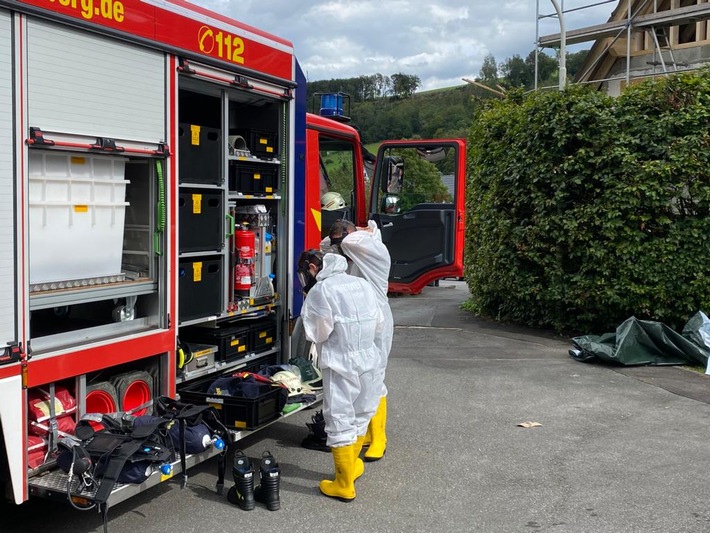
[
  {"x1": 176, "y1": 345, "x2": 280, "y2": 384},
  {"x1": 29, "y1": 279, "x2": 158, "y2": 310},
  {"x1": 27, "y1": 392, "x2": 322, "y2": 508},
  {"x1": 227, "y1": 192, "x2": 281, "y2": 200},
  {"x1": 227, "y1": 155, "x2": 280, "y2": 165},
  {"x1": 28, "y1": 445, "x2": 224, "y2": 508},
  {"x1": 178, "y1": 300, "x2": 279, "y2": 327}
]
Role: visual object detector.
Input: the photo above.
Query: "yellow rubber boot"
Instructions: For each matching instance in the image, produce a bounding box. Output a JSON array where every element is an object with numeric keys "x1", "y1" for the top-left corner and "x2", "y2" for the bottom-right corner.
[
  {"x1": 363, "y1": 422, "x2": 372, "y2": 447},
  {"x1": 353, "y1": 435, "x2": 366, "y2": 480},
  {"x1": 319, "y1": 444, "x2": 356, "y2": 502},
  {"x1": 364, "y1": 396, "x2": 387, "y2": 462}
]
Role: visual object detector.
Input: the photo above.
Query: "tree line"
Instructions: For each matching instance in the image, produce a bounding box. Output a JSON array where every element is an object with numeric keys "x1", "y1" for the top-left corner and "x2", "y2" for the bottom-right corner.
[
  {"x1": 307, "y1": 73, "x2": 422, "y2": 102},
  {"x1": 479, "y1": 50, "x2": 589, "y2": 91}
]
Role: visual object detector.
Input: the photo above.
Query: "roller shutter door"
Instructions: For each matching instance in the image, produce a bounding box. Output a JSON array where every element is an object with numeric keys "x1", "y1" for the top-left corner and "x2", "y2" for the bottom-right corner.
[
  {"x1": 26, "y1": 18, "x2": 165, "y2": 142},
  {"x1": 0, "y1": 10, "x2": 17, "y2": 347}
]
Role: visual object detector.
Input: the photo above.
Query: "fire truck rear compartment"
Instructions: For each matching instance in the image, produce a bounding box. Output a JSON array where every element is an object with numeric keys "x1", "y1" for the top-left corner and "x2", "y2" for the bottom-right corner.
[{"x1": 29, "y1": 155, "x2": 164, "y2": 351}]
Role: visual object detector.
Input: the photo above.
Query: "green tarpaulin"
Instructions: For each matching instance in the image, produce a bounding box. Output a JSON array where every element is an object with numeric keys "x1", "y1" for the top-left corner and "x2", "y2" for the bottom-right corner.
[{"x1": 570, "y1": 312, "x2": 710, "y2": 367}]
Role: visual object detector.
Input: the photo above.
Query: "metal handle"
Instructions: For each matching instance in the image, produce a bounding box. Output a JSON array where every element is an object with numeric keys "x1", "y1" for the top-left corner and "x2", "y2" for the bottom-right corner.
[
  {"x1": 225, "y1": 213, "x2": 235, "y2": 237},
  {"x1": 382, "y1": 222, "x2": 393, "y2": 228}
]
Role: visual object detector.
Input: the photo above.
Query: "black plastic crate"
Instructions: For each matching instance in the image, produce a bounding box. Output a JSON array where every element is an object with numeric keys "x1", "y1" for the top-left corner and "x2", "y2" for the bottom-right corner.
[
  {"x1": 250, "y1": 318, "x2": 277, "y2": 354},
  {"x1": 178, "y1": 190, "x2": 224, "y2": 253},
  {"x1": 228, "y1": 162, "x2": 279, "y2": 194},
  {"x1": 178, "y1": 257, "x2": 222, "y2": 322},
  {"x1": 233, "y1": 129, "x2": 278, "y2": 158},
  {"x1": 178, "y1": 123, "x2": 222, "y2": 185},
  {"x1": 180, "y1": 322, "x2": 250, "y2": 364},
  {"x1": 178, "y1": 374, "x2": 283, "y2": 430}
]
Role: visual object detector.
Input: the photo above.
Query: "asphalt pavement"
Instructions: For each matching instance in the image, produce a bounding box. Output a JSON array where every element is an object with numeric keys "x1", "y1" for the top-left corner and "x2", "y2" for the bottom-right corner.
[{"x1": 3, "y1": 280, "x2": 710, "y2": 533}]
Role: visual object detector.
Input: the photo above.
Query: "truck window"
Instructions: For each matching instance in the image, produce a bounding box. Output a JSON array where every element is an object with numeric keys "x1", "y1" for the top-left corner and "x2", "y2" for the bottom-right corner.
[
  {"x1": 318, "y1": 136, "x2": 357, "y2": 235},
  {"x1": 375, "y1": 147, "x2": 454, "y2": 216}
]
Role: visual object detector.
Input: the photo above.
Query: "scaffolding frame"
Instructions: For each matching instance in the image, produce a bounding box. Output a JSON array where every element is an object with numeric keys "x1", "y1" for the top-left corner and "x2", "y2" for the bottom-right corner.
[{"x1": 535, "y1": 0, "x2": 710, "y2": 90}]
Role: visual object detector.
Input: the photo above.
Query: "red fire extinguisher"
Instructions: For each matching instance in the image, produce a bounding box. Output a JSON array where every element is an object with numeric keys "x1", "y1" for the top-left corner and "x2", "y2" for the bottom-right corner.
[
  {"x1": 235, "y1": 223, "x2": 255, "y2": 260},
  {"x1": 234, "y1": 223, "x2": 255, "y2": 297},
  {"x1": 234, "y1": 263, "x2": 252, "y2": 296}
]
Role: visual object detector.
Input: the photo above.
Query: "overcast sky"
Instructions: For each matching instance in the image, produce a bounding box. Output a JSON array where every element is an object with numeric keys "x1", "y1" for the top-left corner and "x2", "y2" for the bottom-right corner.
[{"x1": 192, "y1": 0, "x2": 616, "y2": 91}]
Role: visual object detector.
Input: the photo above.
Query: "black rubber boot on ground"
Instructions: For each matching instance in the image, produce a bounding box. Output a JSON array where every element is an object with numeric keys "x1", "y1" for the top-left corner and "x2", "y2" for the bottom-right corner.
[
  {"x1": 301, "y1": 410, "x2": 330, "y2": 452},
  {"x1": 227, "y1": 449, "x2": 255, "y2": 510},
  {"x1": 254, "y1": 451, "x2": 281, "y2": 511}
]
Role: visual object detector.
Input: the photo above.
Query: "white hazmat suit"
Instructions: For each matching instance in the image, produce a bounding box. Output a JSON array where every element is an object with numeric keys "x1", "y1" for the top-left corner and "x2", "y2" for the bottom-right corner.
[
  {"x1": 302, "y1": 253, "x2": 383, "y2": 448},
  {"x1": 337, "y1": 220, "x2": 393, "y2": 395}
]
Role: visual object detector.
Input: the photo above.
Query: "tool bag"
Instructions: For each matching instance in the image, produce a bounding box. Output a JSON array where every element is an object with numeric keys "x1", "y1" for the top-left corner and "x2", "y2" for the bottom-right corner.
[{"x1": 154, "y1": 396, "x2": 233, "y2": 494}]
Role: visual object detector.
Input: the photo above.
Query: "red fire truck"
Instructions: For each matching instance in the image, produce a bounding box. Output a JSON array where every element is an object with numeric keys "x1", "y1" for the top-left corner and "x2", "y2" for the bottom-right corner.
[{"x1": 0, "y1": 0, "x2": 465, "y2": 508}]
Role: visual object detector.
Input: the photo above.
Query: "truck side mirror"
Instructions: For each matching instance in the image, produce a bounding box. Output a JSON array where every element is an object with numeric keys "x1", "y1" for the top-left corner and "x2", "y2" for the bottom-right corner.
[
  {"x1": 381, "y1": 194, "x2": 400, "y2": 214},
  {"x1": 380, "y1": 156, "x2": 403, "y2": 194}
]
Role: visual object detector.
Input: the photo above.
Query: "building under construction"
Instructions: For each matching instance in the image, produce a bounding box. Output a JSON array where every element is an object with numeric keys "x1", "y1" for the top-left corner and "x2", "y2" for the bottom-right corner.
[{"x1": 538, "y1": 0, "x2": 710, "y2": 94}]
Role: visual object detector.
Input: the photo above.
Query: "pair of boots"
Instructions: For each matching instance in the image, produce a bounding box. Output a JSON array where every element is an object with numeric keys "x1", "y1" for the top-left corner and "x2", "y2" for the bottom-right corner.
[
  {"x1": 227, "y1": 450, "x2": 280, "y2": 511},
  {"x1": 320, "y1": 396, "x2": 388, "y2": 502}
]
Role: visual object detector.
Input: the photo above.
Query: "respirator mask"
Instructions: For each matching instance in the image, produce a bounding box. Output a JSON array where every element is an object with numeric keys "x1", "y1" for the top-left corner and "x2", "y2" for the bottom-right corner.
[
  {"x1": 297, "y1": 266, "x2": 317, "y2": 295},
  {"x1": 297, "y1": 249, "x2": 323, "y2": 295}
]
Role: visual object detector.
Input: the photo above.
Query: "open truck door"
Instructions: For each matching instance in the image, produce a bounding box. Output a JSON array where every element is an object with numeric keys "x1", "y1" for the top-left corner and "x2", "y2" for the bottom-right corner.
[{"x1": 369, "y1": 140, "x2": 466, "y2": 295}]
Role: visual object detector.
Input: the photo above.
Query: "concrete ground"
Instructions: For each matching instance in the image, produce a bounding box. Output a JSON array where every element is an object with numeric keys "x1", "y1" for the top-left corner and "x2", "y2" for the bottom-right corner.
[{"x1": 3, "y1": 280, "x2": 710, "y2": 532}]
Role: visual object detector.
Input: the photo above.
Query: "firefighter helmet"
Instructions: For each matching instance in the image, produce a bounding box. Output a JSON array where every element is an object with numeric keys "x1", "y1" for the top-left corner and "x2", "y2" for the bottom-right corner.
[{"x1": 321, "y1": 192, "x2": 346, "y2": 211}]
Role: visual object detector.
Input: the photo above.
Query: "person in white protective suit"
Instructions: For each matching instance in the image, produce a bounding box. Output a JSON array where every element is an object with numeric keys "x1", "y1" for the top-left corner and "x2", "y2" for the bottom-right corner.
[
  {"x1": 321, "y1": 219, "x2": 392, "y2": 462},
  {"x1": 298, "y1": 250, "x2": 383, "y2": 502}
]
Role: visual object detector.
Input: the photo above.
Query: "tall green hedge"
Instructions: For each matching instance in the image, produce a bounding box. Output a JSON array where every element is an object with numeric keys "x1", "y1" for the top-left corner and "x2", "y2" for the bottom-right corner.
[{"x1": 465, "y1": 69, "x2": 710, "y2": 334}]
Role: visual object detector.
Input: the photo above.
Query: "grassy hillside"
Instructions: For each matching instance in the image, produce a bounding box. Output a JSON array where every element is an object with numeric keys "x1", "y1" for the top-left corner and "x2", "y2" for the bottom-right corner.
[{"x1": 309, "y1": 83, "x2": 497, "y2": 143}]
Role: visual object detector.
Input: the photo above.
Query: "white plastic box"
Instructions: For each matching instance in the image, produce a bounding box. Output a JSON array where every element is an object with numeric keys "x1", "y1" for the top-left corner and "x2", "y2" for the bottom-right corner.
[{"x1": 29, "y1": 152, "x2": 130, "y2": 285}]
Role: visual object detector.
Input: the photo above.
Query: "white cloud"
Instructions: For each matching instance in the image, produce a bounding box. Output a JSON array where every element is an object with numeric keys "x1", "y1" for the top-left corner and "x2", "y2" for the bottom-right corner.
[{"x1": 188, "y1": 0, "x2": 617, "y2": 91}]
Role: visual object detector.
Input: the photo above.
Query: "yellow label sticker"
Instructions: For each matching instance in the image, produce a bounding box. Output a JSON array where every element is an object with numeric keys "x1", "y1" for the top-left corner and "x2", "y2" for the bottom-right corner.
[
  {"x1": 191, "y1": 124, "x2": 201, "y2": 145},
  {"x1": 265, "y1": 337, "x2": 273, "y2": 344},
  {"x1": 237, "y1": 345, "x2": 246, "y2": 352},
  {"x1": 254, "y1": 173, "x2": 261, "y2": 180},
  {"x1": 265, "y1": 187, "x2": 273, "y2": 193},
  {"x1": 266, "y1": 147, "x2": 274, "y2": 153},
  {"x1": 259, "y1": 138, "x2": 268, "y2": 145},
  {"x1": 235, "y1": 420, "x2": 246, "y2": 429},
  {"x1": 192, "y1": 194, "x2": 202, "y2": 214},
  {"x1": 74, "y1": 205, "x2": 89, "y2": 213},
  {"x1": 259, "y1": 331, "x2": 266, "y2": 338},
  {"x1": 193, "y1": 348, "x2": 212, "y2": 357},
  {"x1": 193, "y1": 262, "x2": 203, "y2": 282},
  {"x1": 71, "y1": 156, "x2": 86, "y2": 165},
  {"x1": 230, "y1": 339, "x2": 241, "y2": 346}
]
